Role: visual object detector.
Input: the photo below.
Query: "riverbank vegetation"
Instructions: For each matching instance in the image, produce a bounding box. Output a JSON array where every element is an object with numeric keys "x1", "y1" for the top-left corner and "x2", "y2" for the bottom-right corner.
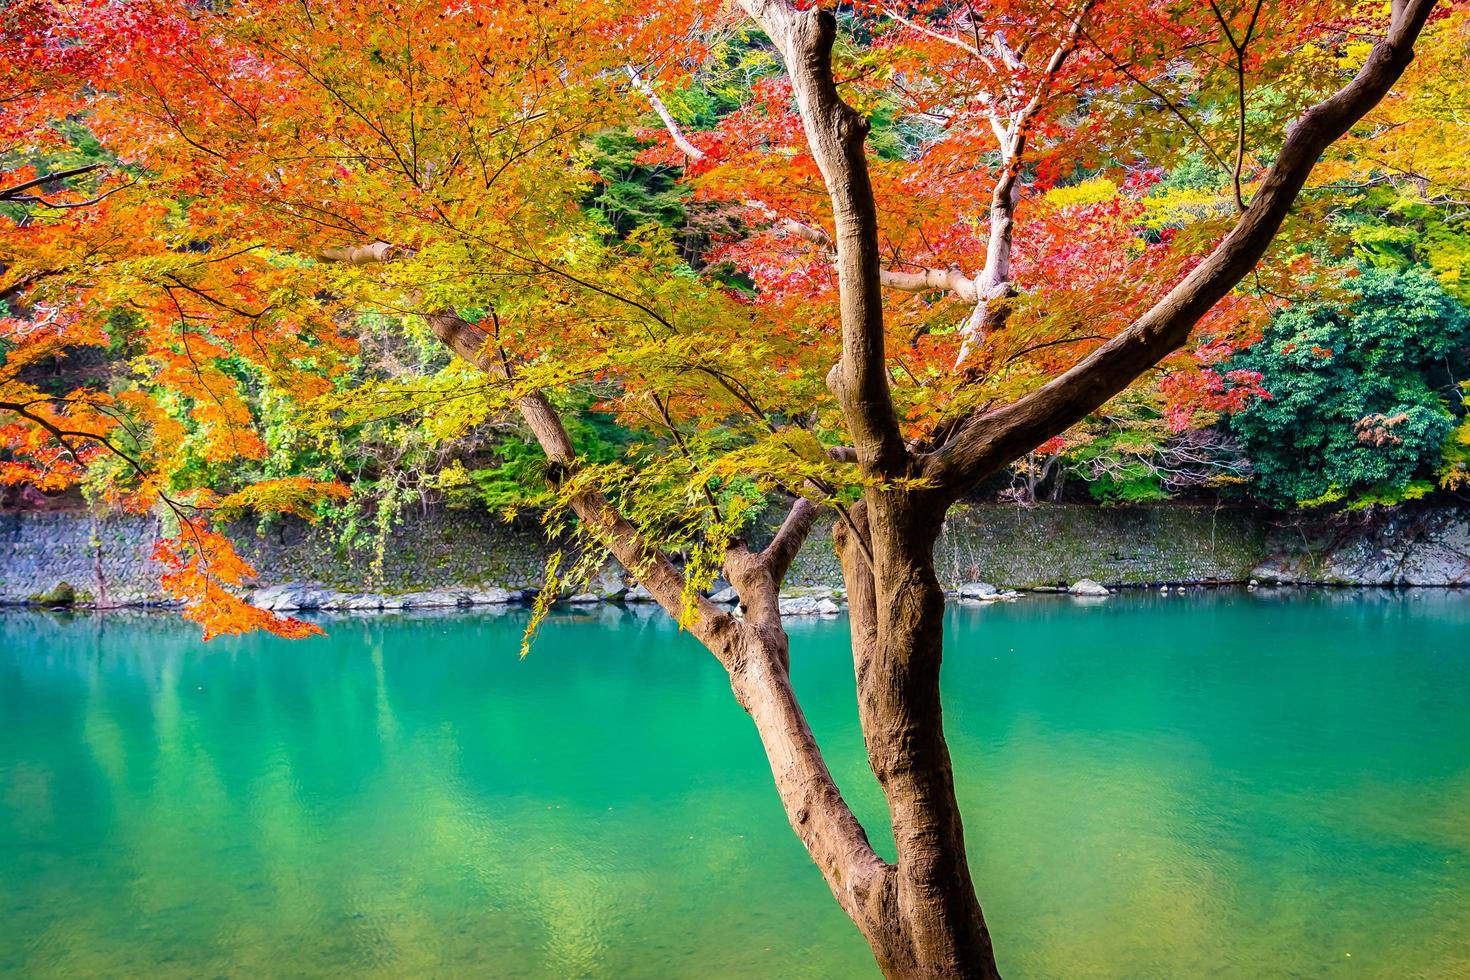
[{"x1": 2, "y1": 1, "x2": 1465, "y2": 975}]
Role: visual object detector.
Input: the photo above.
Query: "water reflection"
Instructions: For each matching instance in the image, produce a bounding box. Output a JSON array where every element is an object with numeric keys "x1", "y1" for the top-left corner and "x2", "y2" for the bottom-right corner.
[{"x1": 2, "y1": 590, "x2": 1468, "y2": 978}]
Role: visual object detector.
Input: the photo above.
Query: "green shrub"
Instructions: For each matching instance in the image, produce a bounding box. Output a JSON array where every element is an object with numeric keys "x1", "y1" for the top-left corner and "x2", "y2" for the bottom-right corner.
[{"x1": 1228, "y1": 267, "x2": 1469, "y2": 505}]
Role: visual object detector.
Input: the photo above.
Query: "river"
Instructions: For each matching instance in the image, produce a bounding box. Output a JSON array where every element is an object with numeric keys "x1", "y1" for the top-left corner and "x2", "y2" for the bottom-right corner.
[{"x1": 2, "y1": 590, "x2": 1467, "y2": 977}]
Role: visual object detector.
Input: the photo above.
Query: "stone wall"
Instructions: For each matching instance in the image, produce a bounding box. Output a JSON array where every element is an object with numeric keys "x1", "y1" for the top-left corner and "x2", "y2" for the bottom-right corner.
[
  {"x1": 1255, "y1": 505, "x2": 1470, "y2": 586},
  {"x1": 0, "y1": 509, "x2": 551, "y2": 605},
  {"x1": 779, "y1": 503, "x2": 1266, "y2": 590},
  {"x1": 0, "y1": 512, "x2": 165, "y2": 604},
  {"x1": 4, "y1": 502, "x2": 1468, "y2": 606}
]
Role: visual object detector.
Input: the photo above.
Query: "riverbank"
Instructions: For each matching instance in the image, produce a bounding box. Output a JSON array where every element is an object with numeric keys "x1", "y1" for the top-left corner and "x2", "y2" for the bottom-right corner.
[{"x1": 2, "y1": 502, "x2": 1466, "y2": 611}]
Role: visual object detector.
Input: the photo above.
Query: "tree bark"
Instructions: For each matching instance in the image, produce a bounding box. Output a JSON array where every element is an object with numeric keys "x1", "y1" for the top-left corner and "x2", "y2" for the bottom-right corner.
[{"x1": 836, "y1": 498, "x2": 1002, "y2": 979}]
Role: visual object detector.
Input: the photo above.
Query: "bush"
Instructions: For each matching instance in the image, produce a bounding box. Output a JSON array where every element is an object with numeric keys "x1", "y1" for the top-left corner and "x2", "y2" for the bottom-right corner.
[{"x1": 1228, "y1": 267, "x2": 1469, "y2": 505}]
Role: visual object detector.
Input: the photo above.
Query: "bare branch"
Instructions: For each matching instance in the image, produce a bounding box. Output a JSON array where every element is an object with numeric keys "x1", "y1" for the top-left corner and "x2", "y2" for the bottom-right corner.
[
  {"x1": 320, "y1": 241, "x2": 410, "y2": 264},
  {"x1": 629, "y1": 64, "x2": 975, "y2": 303},
  {"x1": 626, "y1": 66, "x2": 707, "y2": 159},
  {"x1": 0, "y1": 164, "x2": 102, "y2": 202}
]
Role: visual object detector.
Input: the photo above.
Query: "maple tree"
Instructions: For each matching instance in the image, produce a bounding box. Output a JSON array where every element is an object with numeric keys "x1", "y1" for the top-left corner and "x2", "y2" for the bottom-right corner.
[{"x1": 1, "y1": 0, "x2": 1458, "y2": 974}]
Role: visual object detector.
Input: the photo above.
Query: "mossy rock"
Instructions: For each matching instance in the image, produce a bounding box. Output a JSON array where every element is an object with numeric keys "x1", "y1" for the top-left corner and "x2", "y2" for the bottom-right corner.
[{"x1": 28, "y1": 581, "x2": 77, "y2": 607}]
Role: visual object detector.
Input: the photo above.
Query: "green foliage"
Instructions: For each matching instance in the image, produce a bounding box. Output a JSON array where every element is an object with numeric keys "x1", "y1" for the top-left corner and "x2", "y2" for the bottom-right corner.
[
  {"x1": 450, "y1": 403, "x2": 632, "y2": 516},
  {"x1": 1228, "y1": 267, "x2": 1470, "y2": 505},
  {"x1": 1065, "y1": 427, "x2": 1171, "y2": 505},
  {"x1": 584, "y1": 129, "x2": 689, "y2": 239},
  {"x1": 1438, "y1": 387, "x2": 1470, "y2": 491},
  {"x1": 1156, "y1": 152, "x2": 1227, "y2": 193},
  {"x1": 1336, "y1": 188, "x2": 1470, "y2": 304}
]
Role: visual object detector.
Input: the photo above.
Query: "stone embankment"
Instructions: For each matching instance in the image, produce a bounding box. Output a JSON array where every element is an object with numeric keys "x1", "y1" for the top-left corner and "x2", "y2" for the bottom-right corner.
[{"x1": 3, "y1": 503, "x2": 1467, "y2": 614}]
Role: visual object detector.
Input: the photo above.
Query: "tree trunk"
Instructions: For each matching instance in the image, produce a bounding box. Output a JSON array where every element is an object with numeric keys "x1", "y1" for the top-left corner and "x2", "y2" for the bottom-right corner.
[{"x1": 836, "y1": 496, "x2": 1001, "y2": 979}]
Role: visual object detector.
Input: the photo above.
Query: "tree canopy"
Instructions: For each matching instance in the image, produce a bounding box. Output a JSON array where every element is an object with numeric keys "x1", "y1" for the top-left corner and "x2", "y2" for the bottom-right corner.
[{"x1": 4, "y1": 0, "x2": 1462, "y2": 637}]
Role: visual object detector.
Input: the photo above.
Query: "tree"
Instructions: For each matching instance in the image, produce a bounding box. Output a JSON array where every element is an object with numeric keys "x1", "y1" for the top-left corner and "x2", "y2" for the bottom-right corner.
[
  {"x1": 1228, "y1": 266, "x2": 1469, "y2": 505},
  {"x1": 0, "y1": 0, "x2": 1449, "y2": 975}
]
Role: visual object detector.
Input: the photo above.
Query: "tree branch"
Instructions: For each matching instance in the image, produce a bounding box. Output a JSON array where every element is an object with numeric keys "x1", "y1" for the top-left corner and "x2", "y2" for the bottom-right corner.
[
  {"x1": 627, "y1": 62, "x2": 975, "y2": 302},
  {"x1": 735, "y1": 0, "x2": 907, "y2": 475},
  {"x1": 423, "y1": 309, "x2": 733, "y2": 646},
  {"x1": 425, "y1": 307, "x2": 887, "y2": 921},
  {"x1": 925, "y1": 0, "x2": 1441, "y2": 500},
  {"x1": 625, "y1": 66, "x2": 706, "y2": 159},
  {"x1": 0, "y1": 164, "x2": 102, "y2": 202},
  {"x1": 760, "y1": 495, "x2": 820, "y2": 586}
]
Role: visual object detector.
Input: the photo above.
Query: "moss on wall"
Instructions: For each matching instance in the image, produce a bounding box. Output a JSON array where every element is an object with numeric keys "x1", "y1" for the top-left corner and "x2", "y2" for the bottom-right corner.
[{"x1": 2, "y1": 503, "x2": 1270, "y2": 604}]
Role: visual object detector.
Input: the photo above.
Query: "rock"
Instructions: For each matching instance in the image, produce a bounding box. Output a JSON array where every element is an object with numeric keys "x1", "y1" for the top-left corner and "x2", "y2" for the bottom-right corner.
[
  {"x1": 1069, "y1": 579, "x2": 1110, "y2": 597},
  {"x1": 394, "y1": 590, "x2": 462, "y2": 608},
  {"x1": 1257, "y1": 507, "x2": 1470, "y2": 586},
  {"x1": 594, "y1": 565, "x2": 628, "y2": 600},
  {"x1": 249, "y1": 584, "x2": 295, "y2": 610},
  {"x1": 958, "y1": 582, "x2": 998, "y2": 600},
  {"x1": 319, "y1": 592, "x2": 387, "y2": 611},
  {"x1": 28, "y1": 581, "x2": 76, "y2": 607},
  {"x1": 1250, "y1": 561, "x2": 1293, "y2": 585},
  {"x1": 624, "y1": 584, "x2": 655, "y2": 602},
  {"x1": 463, "y1": 587, "x2": 516, "y2": 605},
  {"x1": 564, "y1": 592, "x2": 602, "y2": 604},
  {"x1": 709, "y1": 586, "x2": 739, "y2": 604},
  {"x1": 779, "y1": 595, "x2": 843, "y2": 616},
  {"x1": 250, "y1": 583, "x2": 334, "y2": 610}
]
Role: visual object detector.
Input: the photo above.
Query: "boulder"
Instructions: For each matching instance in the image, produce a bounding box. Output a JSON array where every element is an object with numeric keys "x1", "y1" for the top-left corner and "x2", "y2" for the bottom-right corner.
[
  {"x1": 28, "y1": 581, "x2": 77, "y2": 607},
  {"x1": 779, "y1": 595, "x2": 843, "y2": 616},
  {"x1": 564, "y1": 592, "x2": 602, "y2": 604},
  {"x1": 957, "y1": 582, "x2": 999, "y2": 600},
  {"x1": 322, "y1": 593, "x2": 388, "y2": 611},
  {"x1": 251, "y1": 583, "x2": 334, "y2": 611},
  {"x1": 1257, "y1": 507, "x2": 1470, "y2": 586},
  {"x1": 709, "y1": 586, "x2": 740, "y2": 604},
  {"x1": 594, "y1": 565, "x2": 628, "y2": 600},
  {"x1": 624, "y1": 584, "x2": 655, "y2": 603},
  {"x1": 463, "y1": 588, "x2": 516, "y2": 605},
  {"x1": 1068, "y1": 579, "x2": 1110, "y2": 597}
]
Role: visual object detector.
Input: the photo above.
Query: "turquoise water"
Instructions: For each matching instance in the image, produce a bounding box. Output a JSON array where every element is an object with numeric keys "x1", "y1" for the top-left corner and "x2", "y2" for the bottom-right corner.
[{"x1": 2, "y1": 591, "x2": 1468, "y2": 978}]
